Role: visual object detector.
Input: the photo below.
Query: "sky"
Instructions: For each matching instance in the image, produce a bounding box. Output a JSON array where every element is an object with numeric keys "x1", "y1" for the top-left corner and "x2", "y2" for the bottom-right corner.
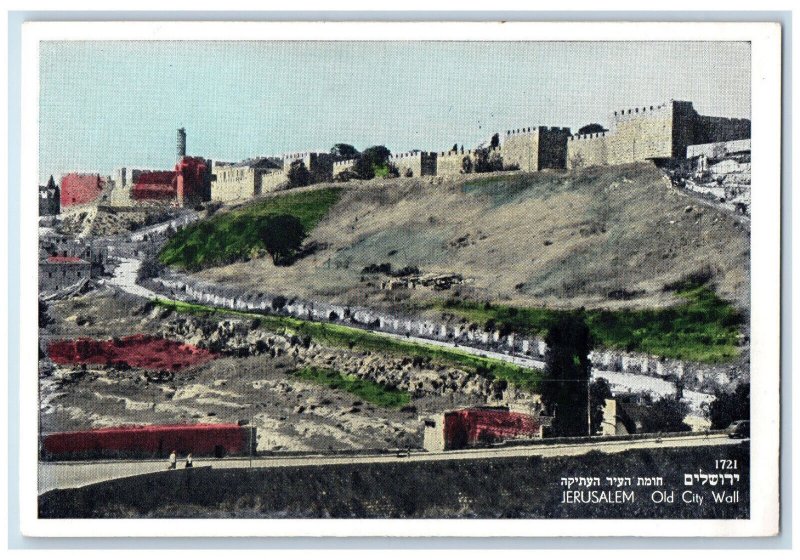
[{"x1": 39, "y1": 41, "x2": 751, "y2": 183}]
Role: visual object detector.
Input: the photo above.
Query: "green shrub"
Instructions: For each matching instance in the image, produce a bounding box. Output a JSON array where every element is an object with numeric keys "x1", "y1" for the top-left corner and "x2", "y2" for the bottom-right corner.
[{"x1": 159, "y1": 188, "x2": 342, "y2": 271}]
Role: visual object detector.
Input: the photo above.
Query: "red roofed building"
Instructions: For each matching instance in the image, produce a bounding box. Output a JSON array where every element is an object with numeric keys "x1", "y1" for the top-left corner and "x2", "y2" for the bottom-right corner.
[
  {"x1": 422, "y1": 406, "x2": 547, "y2": 451},
  {"x1": 46, "y1": 255, "x2": 84, "y2": 264},
  {"x1": 131, "y1": 170, "x2": 177, "y2": 201},
  {"x1": 41, "y1": 423, "x2": 256, "y2": 460},
  {"x1": 129, "y1": 158, "x2": 210, "y2": 206},
  {"x1": 60, "y1": 173, "x2": 104, "y2": 207},
  {"x1": 176, "y1": 156, "x2": 211, "y2": 206}
]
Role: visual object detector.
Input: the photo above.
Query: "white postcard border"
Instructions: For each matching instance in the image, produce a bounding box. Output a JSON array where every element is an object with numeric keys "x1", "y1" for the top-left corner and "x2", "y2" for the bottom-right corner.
[{"x1": 18, "y1": 20, "x2": 782, "y2": 538}]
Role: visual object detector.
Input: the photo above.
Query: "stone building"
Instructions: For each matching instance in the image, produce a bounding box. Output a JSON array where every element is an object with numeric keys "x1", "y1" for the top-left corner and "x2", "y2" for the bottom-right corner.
[
  {"x1": 502, "y1": 126, "x2": 572, "y2": 172},
  {"x1": 39, "y1": 234, "x2": 108, "y2": 275},
  {"x1": 175, "y1": 156, "x2": 213, "y2": 207},
  {"x1": 211, "y1": 157, "x2": 285, "y2": 203},
  {"x1": 39, "y1": 255, "x2": 91, "y2": 295},
  {"x1": 39, "y1": 176, "x2": 60, "y2": 216},
  {"x1": 60, "y1": 173, "x2": 104, "y2": 207},
  {"x1": 282, "y1": 152, "x2": 335, "y2": 184},
  {"x1": 567, "y1": 100, "x2": 751, "y2": 169},
  {"x1": 389, "y1": 150, "x2": 438, "y2": 177}
]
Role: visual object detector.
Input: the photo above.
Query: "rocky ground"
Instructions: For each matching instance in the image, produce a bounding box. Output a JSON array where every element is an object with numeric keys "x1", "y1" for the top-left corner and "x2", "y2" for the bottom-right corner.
[
  {"x1": 40, "y1": 289, "x2": 532, "y2": 452},
  {"x1": 56, "y1": 205, "x2": 181, "y2": 238}
]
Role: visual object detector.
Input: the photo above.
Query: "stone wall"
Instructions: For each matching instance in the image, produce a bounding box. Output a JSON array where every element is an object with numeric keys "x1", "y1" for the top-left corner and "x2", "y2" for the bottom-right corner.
[
  {"x1": 389, "y1": 151, "x2": 438, "y2": 177},
  {"x1": 503, "y1": 127, "x2": 571, "y2": 172},
  {"x1": 211, "y1": 163, "x2": 259, "y2": 202},
  {"x1": 567, "y1": 132, "x2": 610, "y2": 168},
  {"x1": 147, "y1": 272, "x2": 744, "y2": 398},
  {"x1": 693, "y1": 116, "x2": 751, "y2": 146},
  {"x1": 567, "y1": 100, "x2": 752, "y2": 169},
  {"x1": 211, "y1": 163, "x2": 287, "y2": 203},
  {"x1": 283, "y1": 152, "x2": 335, "y2": 183},
  {"x1": 436, "y1": 149, "x2": 473, "y2": 176}
]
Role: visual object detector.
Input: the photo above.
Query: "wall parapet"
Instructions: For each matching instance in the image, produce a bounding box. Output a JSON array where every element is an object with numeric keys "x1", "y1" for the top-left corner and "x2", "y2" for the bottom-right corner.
[
  {"x1": 505, "y1": 126, "x2": 570, "y2": 137},
  {"x1": 612, "y1": 101, "x2": 673, "y2": 119},
  {"x1": 569, "y1": 131, "x2": 608, "y2": 141}
]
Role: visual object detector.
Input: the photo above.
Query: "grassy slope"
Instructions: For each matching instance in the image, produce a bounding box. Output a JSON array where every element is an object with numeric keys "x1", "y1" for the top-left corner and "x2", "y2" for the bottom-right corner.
[
  {"x1": 153, "y1": 298, "x2": 543, "y2": 392},
  {"x1": 162, "y1": 164, "x2": 749, "y2": 363},
  {"x1": 159, "y1": 187, "x2": 342, "y2": 270},
  {"x1": 292, "y1": 367, "x2": 411, "y2": 408},
  {"x1": 437, "y1": 283, "x2": 743, "y2": 363}
]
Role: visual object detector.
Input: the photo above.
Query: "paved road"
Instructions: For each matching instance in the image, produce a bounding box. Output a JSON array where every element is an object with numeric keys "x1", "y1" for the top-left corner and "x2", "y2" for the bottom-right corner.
[
  {"x1": 39, "y1": 434, "x2": 739, "y2": 494},
  {"x1": 106, "y1": 257, "x2": 160, "y2": 299}
]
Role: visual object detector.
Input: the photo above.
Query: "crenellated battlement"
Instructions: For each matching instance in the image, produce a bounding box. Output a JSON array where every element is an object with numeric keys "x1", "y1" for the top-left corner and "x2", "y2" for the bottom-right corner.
[
  {"x1": 611, "y1": 100, "x2": 686, "y2": 121},
  {"x1": 569, "y1": 131, "x2": 608, "y2": 141},
  {"x1": 283, "y1": 151, "x2": 327, "y2": 160},
  {"x1": 505, "y1": 126, "x2": 571, "y2": 137},
  {"x1": 333, "y1": 158, "x2": 357, "y2": 168},
  {"x1": 390, "y1": 150, "x2": 437, "y2": 160}
]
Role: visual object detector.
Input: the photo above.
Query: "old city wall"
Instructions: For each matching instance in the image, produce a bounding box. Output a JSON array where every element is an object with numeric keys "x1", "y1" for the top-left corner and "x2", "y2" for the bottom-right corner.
[
  {"x1": 211, "y1": 165, "x2": 258, "y2": 203},
  {"x1": 566, "y1": 101, "x2": 751, "y2": 169},
  {"x1": 567, "y1": 103, "x2": 676, "y2": 169},
  {"x1": 693, "y1": 115, "x2": 751, "y2": 146},
  {"x1": 390, "y1": 152, "x2": 423, "y2": 177},
  {"x1": 390, "y1": 152, "x2": 438, "y2": 177},
  {"x1": 608, "y1": 104, "x2": 675, "y2": 163},
  {"x1": 502, "y1": 129, "x2": 541, "y2": 172},
  {"x1": 567, "y1": 133, "x2": 610, "y2": 168},
  {"x1": 538, "y1": 127, "x2": 572, "y2": 169},
  {"x1": 260, "y1": 169, "x2": 288, "y2": 193},
  {"x1": 283, "y1": 153, "x2": 335, "y2": 183},
  {"x1": 437, "y1": 150, "x2": 472, "y2": 176}
]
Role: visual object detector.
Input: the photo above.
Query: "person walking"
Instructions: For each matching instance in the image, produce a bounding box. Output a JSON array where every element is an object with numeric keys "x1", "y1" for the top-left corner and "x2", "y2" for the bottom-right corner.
[
  {"x1": 167, "y1": 450, "x2": 177, "y2": 470},
  {"x1": 185, "y1": 453, "x2": 193, "y2": 468}
]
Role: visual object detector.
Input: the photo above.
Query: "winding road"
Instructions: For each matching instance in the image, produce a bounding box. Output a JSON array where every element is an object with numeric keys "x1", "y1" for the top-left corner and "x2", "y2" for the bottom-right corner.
[{"x1": 103, "y1": 252, "x2": 712, "y2": 412}]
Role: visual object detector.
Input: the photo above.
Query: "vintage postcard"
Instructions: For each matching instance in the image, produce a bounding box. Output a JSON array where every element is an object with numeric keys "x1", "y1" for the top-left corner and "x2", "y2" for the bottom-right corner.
[{"x1": 19, "y1": 21, "x2": 781, "y2": 537}]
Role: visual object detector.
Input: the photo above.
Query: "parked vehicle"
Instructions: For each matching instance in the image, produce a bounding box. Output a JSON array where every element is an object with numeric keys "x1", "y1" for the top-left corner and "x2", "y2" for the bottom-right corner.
[{"x1": 727, "y1": 420, "x2": 750, "y2": 439}]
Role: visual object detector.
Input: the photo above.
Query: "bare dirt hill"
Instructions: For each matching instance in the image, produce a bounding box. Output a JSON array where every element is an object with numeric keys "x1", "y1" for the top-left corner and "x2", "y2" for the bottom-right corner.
[{"x1": 197, "y1": 162, "x2": 750, "y2": 312}]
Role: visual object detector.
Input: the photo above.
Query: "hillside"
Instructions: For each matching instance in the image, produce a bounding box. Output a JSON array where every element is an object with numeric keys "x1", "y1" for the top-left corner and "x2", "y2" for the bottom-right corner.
[{"x1": 180, "y1": 163, "x2": 748, "y2": 314}]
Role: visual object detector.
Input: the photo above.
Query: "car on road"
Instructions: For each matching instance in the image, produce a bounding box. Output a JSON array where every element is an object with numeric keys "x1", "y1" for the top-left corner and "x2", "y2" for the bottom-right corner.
[{"x1": 726, "y1": 420, "x2": 750, "y2": 439}]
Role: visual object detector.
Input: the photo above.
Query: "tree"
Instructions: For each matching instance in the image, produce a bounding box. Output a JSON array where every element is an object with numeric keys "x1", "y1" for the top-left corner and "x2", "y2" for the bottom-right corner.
[
  {"x1": 461, "y1": 155, "x2": 473, "y2": 174},
  {"x1": 353, "y1": 154, "x2": 375, "y2": 180},
  {"x1": 259, "y1": 214, "x2": 306, "y2": 266},
  {"x1": 541, "y1": 311, "x2": 594, "y2": 437},
  {"x1": 362, "y1": 145, "x2": 391, "y2": 168},
  {"x1": 589, "y1": 377, "x2": 613, "y2": 434},
  {"x1": 330, "y1": 143, "x2": 360, "y2": 159},
  {"x1": 287, "y1": 160, "x2": 310, "y2": 188},
  {"x1": 640, "y1": 397, "x2": 691, "y2": 433},
  {"x1": 39, "y1": 300, "x2": 52, "y2": 328},
  {"x1": 578, "y1": 123, "x2": 606, "y2": 135},
  {"x1": 708, "y1": 383, "x2": 750, "y2": 429},
  {"x1": 352, "y1": 145, "x2": 393, "y2": 180},
  {"x1": 451, "y1": 143, "x2": 458, "y2": 153},
  {"x1": 490, "y1": 133, "x2": 500, "y2": 149}
]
